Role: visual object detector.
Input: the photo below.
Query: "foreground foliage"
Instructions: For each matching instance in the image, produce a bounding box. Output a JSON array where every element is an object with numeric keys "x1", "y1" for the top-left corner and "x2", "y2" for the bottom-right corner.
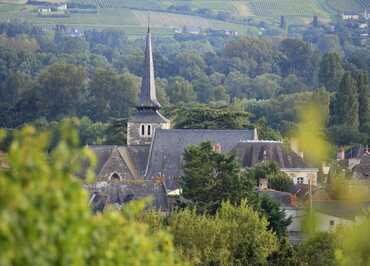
[
  {"x1": 168, "y1": 201, "x2": 278, "y2": 266},
  {"x1": 0, "y1": 125, "x2": 181, "y2": 266}
]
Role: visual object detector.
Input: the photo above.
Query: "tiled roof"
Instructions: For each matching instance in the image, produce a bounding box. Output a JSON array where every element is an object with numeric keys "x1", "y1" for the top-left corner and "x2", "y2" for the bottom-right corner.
[
  {"x1": 87, "y1": 180, "x2": 168, "y2": 213},
  {"x1": 233, "y1": 141, "x2": 307, "y2": 169},
  {"x1": 128, "y1": 110, "x2": 169, "y2": 123},
  {"x1": 145, "y1": 128, "x2": 255, "y2": 190}
]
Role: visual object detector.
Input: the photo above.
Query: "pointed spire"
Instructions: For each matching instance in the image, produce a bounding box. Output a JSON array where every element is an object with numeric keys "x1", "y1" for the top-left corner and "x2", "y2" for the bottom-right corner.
[{"x1": 138, "y1": 22, "x2": 161, "y2": 110}]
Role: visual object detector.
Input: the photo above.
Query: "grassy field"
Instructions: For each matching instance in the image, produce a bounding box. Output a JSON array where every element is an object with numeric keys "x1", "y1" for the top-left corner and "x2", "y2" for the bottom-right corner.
[
  {"x1": 247, "y1": 0, "x2": 329, "y2": 18},
  {"x1": 0, "y1": 0, "x2": 366, "y2": 38},
  {"x1": 0, "y1": 4, "x2": 247, "y2": 37},
  {"x1": 317, "y1": 0, "x2": 368, "y2": 14}
]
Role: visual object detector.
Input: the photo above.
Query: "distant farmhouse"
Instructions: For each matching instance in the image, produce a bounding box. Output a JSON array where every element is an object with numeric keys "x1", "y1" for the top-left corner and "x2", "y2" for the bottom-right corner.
[{"x1": 84, "y1": 26, "x2": 318, "y2": 212}]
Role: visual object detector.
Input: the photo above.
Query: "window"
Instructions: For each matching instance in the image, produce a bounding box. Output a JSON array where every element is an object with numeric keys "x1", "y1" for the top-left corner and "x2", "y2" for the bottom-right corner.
[
  {"x1": 110, "y1": 172, "x2": 121, "y2": 181},
  {"x1": 330, "y1": 220, "x2": 335, "y2": 227},
  {"x1": 297, "y1": 177, "x2": 304, "y2": 184},
  {"x1": 147, "y1": 124, "x2": 152, "y2": 136},
  {"x1": 139, "y1": 124, "x2": 153, "y2": 137}
]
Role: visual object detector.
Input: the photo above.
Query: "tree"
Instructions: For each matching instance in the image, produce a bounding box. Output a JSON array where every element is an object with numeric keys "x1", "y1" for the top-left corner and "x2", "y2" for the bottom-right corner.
[
  {"x1": 0, "y1": 124, "x2": 182, "y2": 266},
  {"x1": 248, "y1": 161, "x2": 293, "y2": 192},
  {"x1": 168, "y1": 104, "x2": 250, "y2": 130},
  {"x1": 298, "y1": 232, "x2": 337, "y2": 266},
  {"x1": 331, "y1": 73, "x2": 359, "y2": 130},
  {"x1": 88, "y1": 68, "x2": 139, "y2": 121},
  {"x1": 357, "y1": 71, "x2": 370, "y2": 131},
  {"x1": 259, "y1": 195, "x2": 292, "y2": 239},
  {"x1": 279, "y1": 39, "x2": 316, "y2": 83},
  {"x1": 319, "y1": 53, "x2": 344, "y2": 92},
  {"x1": 37, "y1": 63, "x2": 85, "y2": 120},
  {"x1": 335, "y1": 215, "x2": 370, "y2": 266},
  {"x1": 166, "y1": 76, "x2": 196, "y2": 104},
  {"x1": 168, "y1": 201, "x2": 278, "y2": 265},
  {"x1": 268, "y1": 237, "x2": 298, "y2": 266},
  {"x1": 181, "y1": 141, "x2": 256, "y2": 214}
]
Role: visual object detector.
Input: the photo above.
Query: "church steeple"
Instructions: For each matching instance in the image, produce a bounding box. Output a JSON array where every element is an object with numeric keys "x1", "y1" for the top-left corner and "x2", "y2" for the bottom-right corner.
[
  {"x1": 138, "y1": 25, "x2": 161, "y2": 110},
  {"x1": 127, "y1": 25, "x2": 170, "y2": 146}
]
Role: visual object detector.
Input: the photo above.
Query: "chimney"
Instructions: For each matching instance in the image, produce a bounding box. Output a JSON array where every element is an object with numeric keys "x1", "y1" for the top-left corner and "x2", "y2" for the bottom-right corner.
[
  {"x1": 213, "y1": 143, "x2": 222, "y2": 154},
  {"x1": 259, "y1": 178, "x2": 268, "y2": 191},
  {"x1": 290, "y1": 194, "x2": 297, "y2": 208},
  {"x1": 253, "y1": 128, "x2": 258, "y2": 141},
  {"x1": 337, "y1": 146, "x2": 345, "y2": 160},
  {"x1": 290, "y1": 138, "x2": 304, "y2": 159}
]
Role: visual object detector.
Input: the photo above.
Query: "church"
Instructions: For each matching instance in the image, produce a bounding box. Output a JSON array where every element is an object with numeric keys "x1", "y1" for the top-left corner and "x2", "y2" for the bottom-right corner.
[{"x1": 85, "y1": 27, "x2": 318, "y2": 212}]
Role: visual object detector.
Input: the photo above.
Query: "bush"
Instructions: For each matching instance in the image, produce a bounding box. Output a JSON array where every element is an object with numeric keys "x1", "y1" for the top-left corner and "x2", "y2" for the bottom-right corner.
[
  {"x1": 168, "y1": 201, "x2": 278, "y2": 265},
  {"x1": 0, "y1": 124, "x2": 181, "y2": 266}
]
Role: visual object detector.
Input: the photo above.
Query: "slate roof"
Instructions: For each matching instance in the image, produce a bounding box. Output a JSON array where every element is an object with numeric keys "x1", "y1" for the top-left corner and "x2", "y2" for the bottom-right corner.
[
  {"x1": 313, "y1": 201, "x2": 370, "y2": 220},
  {"x1": 87, "y1": 179, "x2": 168, "y2": 213},
  {"x1": 233, "y1": 141, "x2": 308, "y2": 169},
  {"x1": 138, "y1": 27, "x2": 161, "y2": 109},
  {"x1": 128, "y1": 110, "x2": 169, "y2": 123},
  {"x1": 258, "y1": 189, "x2": 293, "y2": 207},
  {"x1": 87, "y1": 145, "x2": 149, "y2": 181},
  {"x1": 145, "y1": 128, "x2": 255, "y2": 190},
  {"x1": 353, "y1": 153, "x2": 370, "y2": 179}
]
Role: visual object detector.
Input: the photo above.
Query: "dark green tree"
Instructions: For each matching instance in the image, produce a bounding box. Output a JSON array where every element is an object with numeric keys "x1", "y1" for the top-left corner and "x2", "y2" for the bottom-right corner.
[
  {"x1": 331, "y1": 72, "x2": 359, "y2": 130},
  {"x1": 298, "y1": 232, "x2": 337, "y2": 266},
  {"x1": 260, "y1": 195, "x2": 292, "y2": 238},
  {"x1": 167, "y1": 104, "x2": 250, "y2": 129},
  {"x1": 319, "y1": 53, "x2": 344, "y2": 92},
  {"x1": 357, "y1": 71, "x2": 370, "y2": 131},
  {"x1": 37, "y1": 63, "x2": 85, "y2": 120},
  {"x1": 181, "y1": 141, "x2": 256, "y2": 214}
]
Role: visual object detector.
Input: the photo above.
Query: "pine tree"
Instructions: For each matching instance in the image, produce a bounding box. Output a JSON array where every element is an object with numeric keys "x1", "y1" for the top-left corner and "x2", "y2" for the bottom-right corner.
[
  {"x1": 332, "y1": 73, "x2": 359, "y2": 129},
  {"x1": 357, "y1": 71, "x2": 370, "y2": 131}
]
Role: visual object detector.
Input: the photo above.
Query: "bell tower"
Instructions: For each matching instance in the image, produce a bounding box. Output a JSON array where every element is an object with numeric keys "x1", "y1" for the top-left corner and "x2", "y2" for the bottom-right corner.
[{"x1": 127, "y1": 26, "x2": 170, "y2": 146}]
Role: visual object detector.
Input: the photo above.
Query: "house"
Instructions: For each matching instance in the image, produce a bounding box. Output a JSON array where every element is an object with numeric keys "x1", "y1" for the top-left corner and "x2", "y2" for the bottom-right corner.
[
  {"x1": 260, "y1": 188, "x2": 363, "y2": 244},
  {"x1": 342, "y1": 11, "x2": 360, "y2": 21},
  {"x1": 234, "y1": 141, "x2": 318, "y2": 185},
  {"x1": 84, "y1": 26, "x2": 317, "y2": 211}
]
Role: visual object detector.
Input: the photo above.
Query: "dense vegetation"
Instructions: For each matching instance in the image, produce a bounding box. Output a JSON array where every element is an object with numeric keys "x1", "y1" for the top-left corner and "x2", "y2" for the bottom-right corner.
[
  {"x1": 1, "y1": 125, "x2": 370, "y2": 265},
  {"x1": 0, "y1": 20, "x2": 369, "y2": 148}
]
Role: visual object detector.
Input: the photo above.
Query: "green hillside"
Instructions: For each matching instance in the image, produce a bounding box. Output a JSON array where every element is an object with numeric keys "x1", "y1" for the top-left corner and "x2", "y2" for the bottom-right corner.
[
  {"x1": 0, "y1": 0, "x2": 367, "y2": 37},
  {"x1": 318, "y1": 0, "x2": 369, "y2": 13}
]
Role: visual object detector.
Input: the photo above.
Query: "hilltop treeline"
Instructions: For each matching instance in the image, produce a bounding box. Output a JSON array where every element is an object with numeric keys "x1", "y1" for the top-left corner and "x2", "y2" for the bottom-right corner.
[{"x1": 0, "y1": 21, "x2": 369, "y2": 145}]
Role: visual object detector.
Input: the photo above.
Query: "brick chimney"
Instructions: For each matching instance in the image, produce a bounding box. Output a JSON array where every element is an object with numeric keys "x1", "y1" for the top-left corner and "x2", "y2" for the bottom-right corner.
[
  {"x1": 337, "y1": 146, "x2": 345, "y2": 160},
  {"x1": 290, "y1": 194, "x2": 297, "y2": 208},
  {"x1": 213, "y1": 143, "x2": 222, "y2": 154}
]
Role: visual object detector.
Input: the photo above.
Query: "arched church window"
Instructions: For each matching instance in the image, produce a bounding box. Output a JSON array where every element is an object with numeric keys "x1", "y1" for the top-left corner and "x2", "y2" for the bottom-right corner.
[
  {"x1": 110, "y1": 172, "x2": 121, "y2": 182},
  {"x1": 147, "y1": 125, "x2": 152, "y2": 136}
]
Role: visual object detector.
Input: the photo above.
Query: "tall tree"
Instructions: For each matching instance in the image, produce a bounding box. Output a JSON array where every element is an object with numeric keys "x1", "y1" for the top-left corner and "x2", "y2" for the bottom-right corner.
[
  {"x1": 319, "y1": 53, "x2": 344, "y2": 92},
  {"x1": 168, "y1": 201, "x2": 278, "y2": 265},
  {"x1": 181, "y1": 141, "x2": 256, "y2": 214},
  {"x1": 357, "y1": 71, "x2": 370, "y2": 131},
  {"x1": 331, "y1": 73, "x2": 359, "y2": 129},
  {"x1": 37, "y1": 63, "x2": 85, "y2": 120}
]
